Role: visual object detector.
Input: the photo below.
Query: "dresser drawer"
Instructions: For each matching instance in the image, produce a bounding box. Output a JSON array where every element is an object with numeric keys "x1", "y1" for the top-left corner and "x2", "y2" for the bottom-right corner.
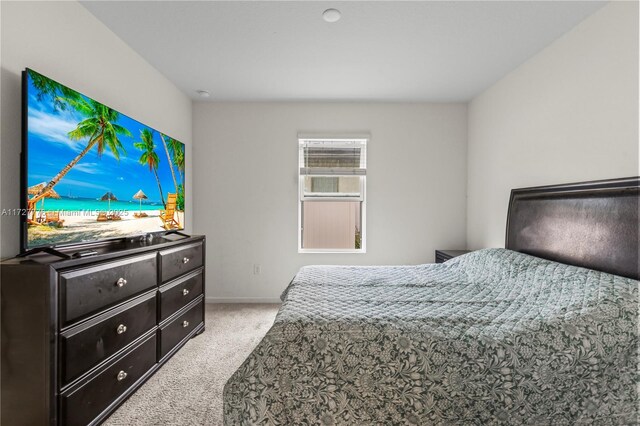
[
  {"x1": 59, "y1": 291, "x2": 157, "y2": 386},
  {"x1": 159, "y1": 242, "x2": 203, "y2": 283},
  {"x1": 60, "y1": 333, "x2": 157, "y2": 426},
  {"x1": 159, "y1": 298, "x2": 204, "y2": 359},
  {"x1": 159, "y1": 269, "x2": 203, "y2": 322},
  {"x1": 60, "y1": 253, "x2": 157, "y2": 326}
]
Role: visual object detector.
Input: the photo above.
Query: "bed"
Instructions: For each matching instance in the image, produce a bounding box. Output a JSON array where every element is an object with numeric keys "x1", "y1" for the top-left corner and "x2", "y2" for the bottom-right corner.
[{"x1": 224, "y1": 177, "x2": 639, "y2": 425}]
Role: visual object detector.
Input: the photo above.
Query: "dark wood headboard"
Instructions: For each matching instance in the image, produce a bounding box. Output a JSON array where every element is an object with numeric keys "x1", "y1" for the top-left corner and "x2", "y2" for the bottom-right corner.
[{"x1": 505, "y1": 176, "x2": 639, "y2": 280}]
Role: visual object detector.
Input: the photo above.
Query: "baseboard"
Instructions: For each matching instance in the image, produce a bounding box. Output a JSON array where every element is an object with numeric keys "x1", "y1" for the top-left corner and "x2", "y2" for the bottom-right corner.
[{"x1": 206, "y1": 296, "x2": 282, "y2": 304}]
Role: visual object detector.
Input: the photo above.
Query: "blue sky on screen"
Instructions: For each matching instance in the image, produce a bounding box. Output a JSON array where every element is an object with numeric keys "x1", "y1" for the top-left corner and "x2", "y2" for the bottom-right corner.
[{"x1": 26, "y1": 75, "x2": 183, "y2": 204}]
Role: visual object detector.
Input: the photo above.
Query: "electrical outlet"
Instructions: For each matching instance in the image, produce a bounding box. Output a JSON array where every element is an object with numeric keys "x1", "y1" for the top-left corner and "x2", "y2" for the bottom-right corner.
[{"x1": 253, "y1": 264, "x2": 261, "y2": 275}]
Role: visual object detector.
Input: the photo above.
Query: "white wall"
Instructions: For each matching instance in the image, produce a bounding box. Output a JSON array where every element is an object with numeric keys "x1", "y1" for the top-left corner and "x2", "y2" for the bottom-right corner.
[
  {"x1": 193, "y1": 103, "x2": 467, "y2": 301},
  {"x1": 0, "y1": 1, "x2": 193, "y2": 258},
  {"x1": 467, "y1": 1, "x2": 639, "y2": 249}
]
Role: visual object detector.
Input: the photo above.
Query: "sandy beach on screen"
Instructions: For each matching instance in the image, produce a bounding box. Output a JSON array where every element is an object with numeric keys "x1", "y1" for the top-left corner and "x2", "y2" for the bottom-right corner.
[{"x1": 27, "y1": 210, "x2": 185, "y2": 246}]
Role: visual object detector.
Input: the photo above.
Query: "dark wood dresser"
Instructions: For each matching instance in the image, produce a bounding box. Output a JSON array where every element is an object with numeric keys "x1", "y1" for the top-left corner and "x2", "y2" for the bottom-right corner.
[
  {"x1": 1, "y1": 235, "x2": 205, "y2": 425},
  {"x1": 435, "y1": 249, "x2": 471, "y2": 263}
]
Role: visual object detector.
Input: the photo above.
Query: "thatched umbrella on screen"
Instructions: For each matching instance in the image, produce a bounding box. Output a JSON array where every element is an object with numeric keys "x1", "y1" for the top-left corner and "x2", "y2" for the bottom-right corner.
[
  {"x1": 28, "y1": 182, "x2": 46, "y2": 197},
  {"x1": 28, "y1": 182, "x2": 60, "y2": 222},
  {"x1": 132, "y1": 189, "x2": 148, "y2": 217},
  {"x1": 27, "y1": 182, "x2": 45, "y2": 221},
  {"x1": 100, "y1": 191, "x2": 118, "y2": 212}
]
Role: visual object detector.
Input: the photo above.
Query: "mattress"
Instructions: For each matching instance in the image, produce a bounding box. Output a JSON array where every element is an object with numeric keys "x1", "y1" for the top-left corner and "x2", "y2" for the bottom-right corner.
[{"x1": 223, "y1": 249, "x2": 638, "y2": 425}]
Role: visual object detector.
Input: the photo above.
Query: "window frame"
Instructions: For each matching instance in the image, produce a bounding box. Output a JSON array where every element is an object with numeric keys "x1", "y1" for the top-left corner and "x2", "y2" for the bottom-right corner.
[
  {"x1": 300, "y1": 175, "x2": 365, "y2": 201},
  {"x1": 297, "y1": 136, "x2": 368, "y2": 254}
]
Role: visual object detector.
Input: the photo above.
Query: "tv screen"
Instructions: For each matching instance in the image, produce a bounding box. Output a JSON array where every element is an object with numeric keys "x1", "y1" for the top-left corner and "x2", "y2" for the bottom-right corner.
[{"x1": 22, "y1": 68, "x2": 186, "y2": 251}]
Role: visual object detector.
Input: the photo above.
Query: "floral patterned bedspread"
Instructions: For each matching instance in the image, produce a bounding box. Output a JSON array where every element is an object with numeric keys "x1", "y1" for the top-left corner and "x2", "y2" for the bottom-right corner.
[{"x1": 223, "y1": 249, "x2": 638, "y2": 425}]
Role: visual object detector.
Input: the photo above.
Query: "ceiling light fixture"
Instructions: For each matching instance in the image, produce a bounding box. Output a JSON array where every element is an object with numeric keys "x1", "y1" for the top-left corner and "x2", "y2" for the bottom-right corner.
[
  {"x1": 196, "y1": 90, "x2": 210, "y2": 98},
  {"x1": 323, "y1": 8, "x2": 341, "y2": 23}
]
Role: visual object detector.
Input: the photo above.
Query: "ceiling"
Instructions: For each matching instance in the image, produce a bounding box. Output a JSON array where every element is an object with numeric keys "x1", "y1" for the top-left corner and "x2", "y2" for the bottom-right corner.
[{"x1": 82, "y1": 1, "x2": 606, "y2": 102}]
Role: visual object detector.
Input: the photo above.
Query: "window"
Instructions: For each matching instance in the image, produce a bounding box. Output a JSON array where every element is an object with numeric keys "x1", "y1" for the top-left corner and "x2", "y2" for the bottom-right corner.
[{"x1": 298, "y1": 136, "x2": 367, "y2": 252}]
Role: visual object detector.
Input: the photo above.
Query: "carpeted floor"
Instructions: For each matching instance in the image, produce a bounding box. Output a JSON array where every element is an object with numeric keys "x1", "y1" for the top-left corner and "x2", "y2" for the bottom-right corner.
[{"x1": 103, "y1": 303, "x2": 280, "y2": 426}]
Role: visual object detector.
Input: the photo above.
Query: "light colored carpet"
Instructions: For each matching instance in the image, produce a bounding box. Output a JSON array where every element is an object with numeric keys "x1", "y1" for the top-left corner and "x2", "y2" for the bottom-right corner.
[{"x1": 104, "y1": 303, "x2": 280, "y2": 426}]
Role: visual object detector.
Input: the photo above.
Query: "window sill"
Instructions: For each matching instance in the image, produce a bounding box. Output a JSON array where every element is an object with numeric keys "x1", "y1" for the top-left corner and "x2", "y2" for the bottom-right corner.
[{"x1": 298, "y1": 248, "x2": 366, "y2": 254}]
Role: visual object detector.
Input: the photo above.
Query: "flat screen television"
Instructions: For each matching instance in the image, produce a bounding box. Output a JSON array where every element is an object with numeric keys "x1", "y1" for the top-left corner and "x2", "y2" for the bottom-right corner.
[{"x1": 21, "y1": 68, "x2": 186, "y2": 252}]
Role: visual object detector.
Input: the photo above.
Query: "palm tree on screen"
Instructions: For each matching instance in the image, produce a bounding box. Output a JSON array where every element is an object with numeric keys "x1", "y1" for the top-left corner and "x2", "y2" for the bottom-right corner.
[
  {"x1": 160, "y1": 133, "x2": 179, "y2": 192},
  {"x1": 135, "y1": 129, "x2": 166, "y2": 208},
  {"x1": 32, "y1": 98, "x2": 131, "y2": 205},
  {"x1": 28, "y1": 69, "x2": 80, "y2": 111},
  {"x1": 166, "y1": 136, "x2": 185, "y2": 210},
  {"x1": 166, "y1": 136, "x2": 185, "y2": 184}
]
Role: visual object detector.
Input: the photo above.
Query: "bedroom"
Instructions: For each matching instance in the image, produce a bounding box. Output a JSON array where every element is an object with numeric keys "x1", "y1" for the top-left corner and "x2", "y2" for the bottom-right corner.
[{"x1": 0, "y1": 1, "x2": 637, "y2": 425}]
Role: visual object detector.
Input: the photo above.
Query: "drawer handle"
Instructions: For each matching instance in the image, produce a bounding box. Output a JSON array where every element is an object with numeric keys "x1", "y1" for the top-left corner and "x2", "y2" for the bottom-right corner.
[
  {"x1": 182, "y1": 320, "x2": 190, "y2": 328},
  {"x1": 117, "y1": 370, "x2": 127, "y2": 381},
  {"x1": 116, "y1": 277, "x2": 127, "y2": 288},
  {"x1": 182, "y1": 288, "x2": 190, "y2": 296},
  {"x1": 183, "y1": 257, "x2": 190, "y2": 264},
  {"x1": 116, "y1": 324, "x2": 127, "y2": 334}
]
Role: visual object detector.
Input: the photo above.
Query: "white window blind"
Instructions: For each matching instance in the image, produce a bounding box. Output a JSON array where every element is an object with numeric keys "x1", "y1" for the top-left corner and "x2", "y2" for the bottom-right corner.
[{"x1": 299, "y1": 139, "x2": 367, "y2": 176}]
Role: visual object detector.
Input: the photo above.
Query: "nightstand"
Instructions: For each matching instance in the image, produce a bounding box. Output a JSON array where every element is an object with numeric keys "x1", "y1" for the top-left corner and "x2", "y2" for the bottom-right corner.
[{"x1": 435, "y1": 249, "x2": 471, "y2": 263}]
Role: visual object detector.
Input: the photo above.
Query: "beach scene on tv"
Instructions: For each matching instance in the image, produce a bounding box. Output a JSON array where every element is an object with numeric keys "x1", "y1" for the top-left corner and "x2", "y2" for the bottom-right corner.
[{"x1": 26, "y1": 69, "x2": 185, "y2": 249}]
